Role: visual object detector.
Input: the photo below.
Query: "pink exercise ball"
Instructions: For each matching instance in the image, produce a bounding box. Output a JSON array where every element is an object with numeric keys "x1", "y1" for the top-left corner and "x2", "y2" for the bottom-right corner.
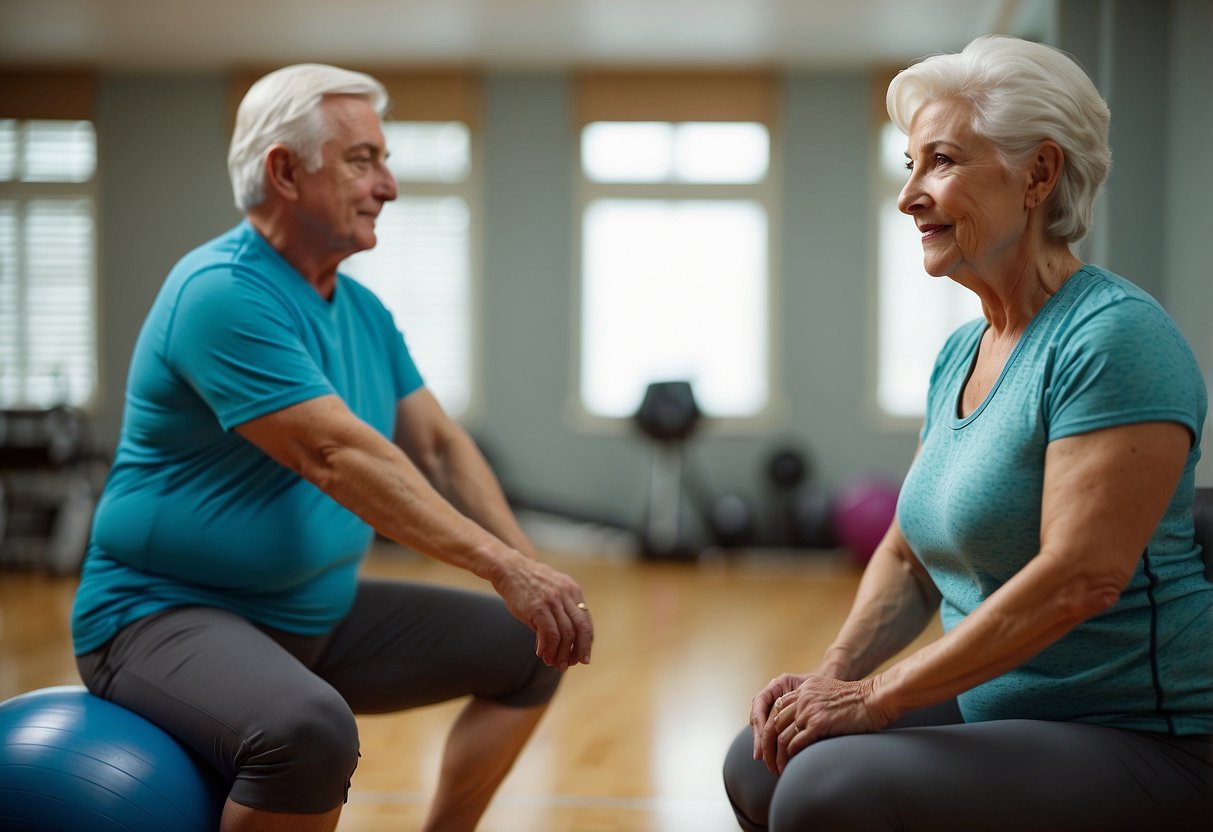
[{"x1": 832, "y1": 476, "x2": 900, "y2": 565}]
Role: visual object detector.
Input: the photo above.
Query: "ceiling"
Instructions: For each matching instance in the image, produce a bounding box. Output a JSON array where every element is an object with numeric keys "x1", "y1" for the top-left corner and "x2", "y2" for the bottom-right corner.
[{"x1": 0, "y1": 0, "x2": 1054, "y2": 73}]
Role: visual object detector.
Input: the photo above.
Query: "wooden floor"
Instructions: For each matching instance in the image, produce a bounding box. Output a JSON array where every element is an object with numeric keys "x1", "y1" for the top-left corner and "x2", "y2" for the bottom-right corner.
[{"x1": 0, "y1": 540, "x2": 939, "y2": 831}]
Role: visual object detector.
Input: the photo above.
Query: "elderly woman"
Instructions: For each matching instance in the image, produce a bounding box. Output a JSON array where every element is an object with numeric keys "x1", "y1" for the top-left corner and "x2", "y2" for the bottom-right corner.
[{"x1": 722, "y1": 35, "x2": 1212, "y2": 832}]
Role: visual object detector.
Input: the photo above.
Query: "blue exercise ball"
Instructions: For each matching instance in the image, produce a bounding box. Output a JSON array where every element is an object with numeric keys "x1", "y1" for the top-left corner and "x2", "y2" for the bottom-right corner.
[{"x1": 0, "y1": 686, "x2": 225, "y2": 831}]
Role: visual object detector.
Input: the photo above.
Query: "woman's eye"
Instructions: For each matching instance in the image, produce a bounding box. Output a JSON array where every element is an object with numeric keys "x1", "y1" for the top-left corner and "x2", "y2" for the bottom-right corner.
[{"x1": 934, "y1": 153, "x2": 953, "y2": 166}]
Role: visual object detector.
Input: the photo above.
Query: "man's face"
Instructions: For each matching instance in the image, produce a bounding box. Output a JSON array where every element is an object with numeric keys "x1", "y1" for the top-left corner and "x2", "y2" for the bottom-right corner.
[{"x1": 293, "y1": 95, "x2": 398, "y2": 260}]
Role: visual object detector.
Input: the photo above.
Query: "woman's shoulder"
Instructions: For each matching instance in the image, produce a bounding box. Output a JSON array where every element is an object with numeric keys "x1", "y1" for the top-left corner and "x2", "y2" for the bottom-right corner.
[
  {"x1": 1046, "y1": 265, "x2": 1184, "y2": 348},
  {"x1": 1046, "y1": 265, "x2": 1204, "y2": 399},
  {"x1": 1062, "y1": 265, "x2": 1166, "y2": 315}
]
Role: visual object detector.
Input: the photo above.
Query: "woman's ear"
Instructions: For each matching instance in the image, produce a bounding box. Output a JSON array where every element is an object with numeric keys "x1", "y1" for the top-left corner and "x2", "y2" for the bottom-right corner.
[
  {"x1": 1026, "y1": 140, "x2": 1064, "y2": 209},
  {"x1": 263, "y1": 144, "x2": 299, "y2": 202}
]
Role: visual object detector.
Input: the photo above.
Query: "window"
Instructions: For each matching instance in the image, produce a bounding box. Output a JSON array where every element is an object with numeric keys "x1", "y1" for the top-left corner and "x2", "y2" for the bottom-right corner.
[
  {"x1": 579, "y1": 121, "x2": 772, "y2": 419},
  {"x1": 0, "y1": 119, "x2": 98, "y2": 409},
  {"x1": 876, "y1": 121, "x2": 982, "y2": 419},
  {"x1": 341, "y1": 121, "x2": 475, "y2": 417}
]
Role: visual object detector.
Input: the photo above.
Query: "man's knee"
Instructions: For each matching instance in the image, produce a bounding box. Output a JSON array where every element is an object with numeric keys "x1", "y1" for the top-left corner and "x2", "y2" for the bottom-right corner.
[
  {"x1": 478, "y1": 604, "x2": 563, "y2": 708},
  {"x1": 231, "y1": 687, "x2": 360, "y2": 813},
  {"x1": 495, "y1": 647, "x2": 562, "y2": 707}
]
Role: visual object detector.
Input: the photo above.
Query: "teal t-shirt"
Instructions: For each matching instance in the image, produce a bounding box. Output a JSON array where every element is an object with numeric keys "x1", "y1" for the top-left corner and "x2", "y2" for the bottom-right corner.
[
  {"x1": 72, "y1": 221, "x2": 424, "y2": 655},
  {"x1": 898, "y1": 266, "x2": 1212, "y2": 735}
]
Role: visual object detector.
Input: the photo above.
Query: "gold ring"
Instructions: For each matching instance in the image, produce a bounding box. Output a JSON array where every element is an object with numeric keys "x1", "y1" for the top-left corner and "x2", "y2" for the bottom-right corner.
[{"x1": 576, "y1": 602, "x2": 589, "y2": 611}]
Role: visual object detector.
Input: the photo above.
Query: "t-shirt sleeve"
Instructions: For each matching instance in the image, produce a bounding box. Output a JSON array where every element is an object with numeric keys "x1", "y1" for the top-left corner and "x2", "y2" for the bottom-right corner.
[
  {"x1": 389, "y1": 329, "x2": 425, "y2": 402},
  {"x1": 165, "y1": 267, "x2": 335, "y2": 430},
  {"x1": 1044, "y1": 297, "x2": 1204, "y2": 443}
]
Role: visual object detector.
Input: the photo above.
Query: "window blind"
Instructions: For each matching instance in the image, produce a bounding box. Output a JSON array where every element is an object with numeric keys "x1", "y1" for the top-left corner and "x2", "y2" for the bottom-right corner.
[{"x1": 0, "y1": 119, "x2": 97, "y2": 408}]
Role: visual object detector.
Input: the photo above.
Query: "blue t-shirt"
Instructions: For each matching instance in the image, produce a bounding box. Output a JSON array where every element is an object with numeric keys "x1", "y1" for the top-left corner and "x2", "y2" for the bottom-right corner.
[
  {"x1": 898, "y1": 266, "x2": 1212, "y2": 735},
  {"x1": 72, "y1": 221, "x2": 425, "y2": 655}
]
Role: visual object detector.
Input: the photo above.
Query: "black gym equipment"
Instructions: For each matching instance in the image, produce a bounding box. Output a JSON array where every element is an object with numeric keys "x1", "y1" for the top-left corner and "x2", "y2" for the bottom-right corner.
[
  {"x1": 0, "y1": 407, "x2": 105, "y2": 574},
  {"x1": 635, "y1": 381, "x2": 703, "y2": 559},
  {"x1": 706, "y1": 491, "x2": 758, "y2": 549},
  {"x1": 633, "y1": 381, "x2": 758, "y2": 559},
  {"x1": 762, "y1": 444, "x2": 834, "y2": 549}
]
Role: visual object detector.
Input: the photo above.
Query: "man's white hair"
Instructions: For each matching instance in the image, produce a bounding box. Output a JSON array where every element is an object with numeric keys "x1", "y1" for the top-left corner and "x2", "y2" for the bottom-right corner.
[{"x1": 227, "y1": 64, "x2": 389, "y2": 212}]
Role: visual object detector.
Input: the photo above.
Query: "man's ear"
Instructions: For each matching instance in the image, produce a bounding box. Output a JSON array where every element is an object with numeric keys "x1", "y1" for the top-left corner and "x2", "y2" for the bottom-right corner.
[
  {"x1": 1026, "y1": 139, "x2": 1064, "y2": 209},
  {"x1": 264, "y1": 145, "x2": 300, "y2": 201}
]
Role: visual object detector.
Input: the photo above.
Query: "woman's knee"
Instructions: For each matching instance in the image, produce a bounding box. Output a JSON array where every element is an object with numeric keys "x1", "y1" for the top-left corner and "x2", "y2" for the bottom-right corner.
[
  {"x1": 768, "y1": 737, "x2": 894, "y2": 832},
  {"x1": 231, "y1": 686, "x2": 360, "y2": 813},
  {"x1": 726, "y1": 729, "x2": 883, "y2": 832},
  {"x1": 722, "y1": 727, "x2": 777, "y2": 831}
]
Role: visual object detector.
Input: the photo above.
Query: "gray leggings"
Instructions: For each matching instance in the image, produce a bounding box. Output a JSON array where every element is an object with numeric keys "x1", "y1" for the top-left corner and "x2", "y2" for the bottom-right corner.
[
  {"x1": 76, "y1": 579, "x2": 561, "y2": 814},
  {"x1": 723, "y1": 700, "x2": 1213, "y2": 831}
]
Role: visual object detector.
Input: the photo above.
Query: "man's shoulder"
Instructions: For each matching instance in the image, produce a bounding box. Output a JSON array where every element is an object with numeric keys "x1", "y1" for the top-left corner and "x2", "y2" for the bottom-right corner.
[
  {"x1": 170, "y1": 221, "x2": 263, "y2": 278},
  {"x1": 161, "y1": 222, "x2": 307, "y2": 312}
]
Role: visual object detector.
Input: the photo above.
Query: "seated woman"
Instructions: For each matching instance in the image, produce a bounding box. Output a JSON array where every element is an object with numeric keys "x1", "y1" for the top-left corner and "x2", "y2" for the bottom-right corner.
[{"x1": 723, "y1": 34, "x2": 1212, "y2": 832}]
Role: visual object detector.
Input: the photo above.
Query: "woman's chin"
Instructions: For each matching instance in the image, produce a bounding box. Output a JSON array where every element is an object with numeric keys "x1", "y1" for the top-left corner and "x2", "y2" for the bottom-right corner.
[{"x1": 921, "y1": 260, "x2": 955, "y2": 278}]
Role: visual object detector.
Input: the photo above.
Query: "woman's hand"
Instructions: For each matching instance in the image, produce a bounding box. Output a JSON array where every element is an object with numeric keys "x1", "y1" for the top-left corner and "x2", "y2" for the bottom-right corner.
[
  {"x1": 757, "y1": 675, "x2": 893, "y2": 773},
  {"x1": 490, "y1": 552, "x2": 594, "y2": 672},
  {"x1": 749, "y1": 673, "x2": 807, "y2": 759}
]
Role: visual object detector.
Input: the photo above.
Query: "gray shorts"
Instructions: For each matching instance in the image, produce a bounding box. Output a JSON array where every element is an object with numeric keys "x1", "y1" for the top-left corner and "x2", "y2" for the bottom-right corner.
[
  {"x1": 723, "y1": 699, "x2": 1213, "y2": 831},
  {"x1": 76, "y1": 579, "x2": 561, "y2": 814}
]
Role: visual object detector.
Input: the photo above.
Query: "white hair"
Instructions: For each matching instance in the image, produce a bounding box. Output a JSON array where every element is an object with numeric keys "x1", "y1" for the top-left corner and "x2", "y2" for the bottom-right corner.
[
  {"x1": 886, "y1": 35, "x2": 1111, "y2": 243},
  {"x1": 227, "y1": 64, "x2": 389, "y2": 212}
]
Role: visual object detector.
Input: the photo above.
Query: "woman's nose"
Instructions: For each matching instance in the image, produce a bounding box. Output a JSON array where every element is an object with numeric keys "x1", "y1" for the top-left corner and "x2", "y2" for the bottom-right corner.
[{"x1": 897, "y1": 173, "x2": 928, "y2": 216}]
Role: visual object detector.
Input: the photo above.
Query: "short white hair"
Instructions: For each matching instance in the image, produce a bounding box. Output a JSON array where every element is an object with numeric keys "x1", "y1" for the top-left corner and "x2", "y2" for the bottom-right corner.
[
  {"x1": 887, "y1": 35, "x2": 1111, "y2": 243},
  {"x1": 227, "y1": 63, "x2": 389, "y2": 212}
]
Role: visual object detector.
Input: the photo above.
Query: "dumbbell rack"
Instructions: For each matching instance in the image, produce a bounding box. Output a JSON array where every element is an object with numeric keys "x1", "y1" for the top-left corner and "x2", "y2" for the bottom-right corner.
[{"x1": 0, "y1": 407, "x2": 104, "y2": 575}]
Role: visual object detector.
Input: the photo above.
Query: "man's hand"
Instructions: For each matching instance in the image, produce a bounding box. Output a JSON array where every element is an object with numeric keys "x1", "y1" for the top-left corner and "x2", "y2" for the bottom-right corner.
[{"x1": 490, "y1": 552, "x2": 593, "y2": 671}]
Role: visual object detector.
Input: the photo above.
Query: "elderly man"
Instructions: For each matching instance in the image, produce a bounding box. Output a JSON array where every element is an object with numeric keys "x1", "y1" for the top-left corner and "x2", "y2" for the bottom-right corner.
[{"x1": 72, "y1": 64, "x2": 593, "y2": 832}]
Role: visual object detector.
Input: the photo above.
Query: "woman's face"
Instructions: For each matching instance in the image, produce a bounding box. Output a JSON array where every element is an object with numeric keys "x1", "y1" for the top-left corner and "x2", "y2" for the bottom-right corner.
[{"x1": 897, "y1": 98, "x2": 1032, "y2": 279}]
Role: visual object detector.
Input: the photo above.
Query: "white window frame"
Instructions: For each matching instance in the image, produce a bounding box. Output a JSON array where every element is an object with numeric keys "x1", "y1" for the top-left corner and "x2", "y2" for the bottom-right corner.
[
  {"x1": 573, "y1": 121, "x2": 783, "y2": 432},
  {"x1": 0, "y1": 119, "x2": 99, "y2": 411}
]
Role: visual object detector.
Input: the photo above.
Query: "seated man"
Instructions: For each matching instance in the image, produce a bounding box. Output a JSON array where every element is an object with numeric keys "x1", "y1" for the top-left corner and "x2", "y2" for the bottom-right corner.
[{"x1": 72, "y1": 63, "x2": 593, "y2": 832}]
